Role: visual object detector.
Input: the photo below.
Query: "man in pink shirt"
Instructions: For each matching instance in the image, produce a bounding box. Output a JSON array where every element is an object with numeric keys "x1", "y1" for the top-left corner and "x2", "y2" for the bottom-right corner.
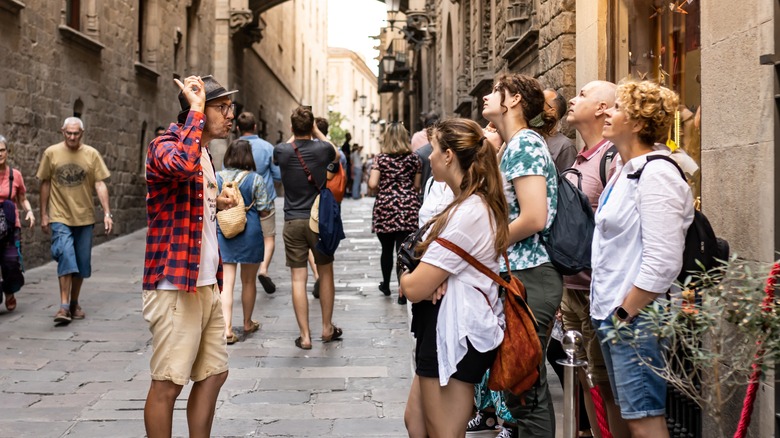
[
  {"x1": 410, "y1": 111, "x2": 439, "y2": 152},
  {"x1": 561, "y1": 80, "x2": 630, "y2": 438}
]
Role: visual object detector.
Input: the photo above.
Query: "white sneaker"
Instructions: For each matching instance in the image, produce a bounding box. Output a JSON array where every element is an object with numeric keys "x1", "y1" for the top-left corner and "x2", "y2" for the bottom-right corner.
[{"x1": 496, "y1": 425, "x2": 518, "y2": 438}]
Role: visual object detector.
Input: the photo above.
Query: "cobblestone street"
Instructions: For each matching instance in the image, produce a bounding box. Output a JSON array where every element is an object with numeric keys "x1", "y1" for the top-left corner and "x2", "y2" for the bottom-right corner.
[{"x1": 0, "y1": 197, "x2": 563, "y2": 437}]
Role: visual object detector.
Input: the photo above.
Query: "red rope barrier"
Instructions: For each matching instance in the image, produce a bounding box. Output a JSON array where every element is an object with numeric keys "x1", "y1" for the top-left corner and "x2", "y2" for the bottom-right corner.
[
  {"x1": 589, "y1": 385, "x2": 613, "y2": 438},
  {"x1": 733, "y1": 262, "x2": 779, "y2": 438}
]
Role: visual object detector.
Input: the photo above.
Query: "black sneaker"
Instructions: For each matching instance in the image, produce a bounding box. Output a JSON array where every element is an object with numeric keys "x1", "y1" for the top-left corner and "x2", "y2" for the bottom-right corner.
[
  {"x1": 466, "y1": 410, "x2": 499, "y2": 434},
  {"x1": 379, "y1": 282, "x2": 391, "y2": 296}
]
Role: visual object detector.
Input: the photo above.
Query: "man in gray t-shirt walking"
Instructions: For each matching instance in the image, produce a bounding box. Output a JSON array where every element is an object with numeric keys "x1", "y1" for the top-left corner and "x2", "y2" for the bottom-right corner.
[{"x1": 273, "y1": 106, "x2": 342, "y2": 350}]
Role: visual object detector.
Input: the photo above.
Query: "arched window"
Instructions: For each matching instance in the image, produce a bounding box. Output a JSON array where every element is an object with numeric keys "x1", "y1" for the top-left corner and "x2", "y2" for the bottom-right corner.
[{"x1": 73, "y1": 98, "x2": 84, "y2": 118}]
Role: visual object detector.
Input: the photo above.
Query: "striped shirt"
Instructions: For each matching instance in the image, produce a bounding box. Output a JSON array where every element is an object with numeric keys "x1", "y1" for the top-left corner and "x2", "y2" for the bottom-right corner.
[{"x1": 143, "y1": 111, "x2": 223, "y2": 292}]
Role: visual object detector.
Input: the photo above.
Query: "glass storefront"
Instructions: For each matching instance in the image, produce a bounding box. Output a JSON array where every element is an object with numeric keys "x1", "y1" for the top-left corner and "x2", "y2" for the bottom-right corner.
[{"x1": 611, "y1": 0, "x2": 702, "y2": 198}]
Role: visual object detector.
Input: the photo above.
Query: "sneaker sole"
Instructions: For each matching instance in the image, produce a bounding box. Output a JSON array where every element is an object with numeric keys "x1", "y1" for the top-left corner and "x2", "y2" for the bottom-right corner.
[
  {"x1": 71, "y1": 315, "x2": 85, "y2": 320},
  {"x1": 466, "y1": 430, "x2": 500, "y2": 436},
  {"x1": 54, "y1": 316, "x2": 72, "y2": 324}
]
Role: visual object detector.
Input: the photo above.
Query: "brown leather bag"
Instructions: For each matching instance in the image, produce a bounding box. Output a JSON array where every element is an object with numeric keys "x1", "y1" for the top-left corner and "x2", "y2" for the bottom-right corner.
[{"x1": 435, "y1": 237, "x2": 542, "y2": 395}]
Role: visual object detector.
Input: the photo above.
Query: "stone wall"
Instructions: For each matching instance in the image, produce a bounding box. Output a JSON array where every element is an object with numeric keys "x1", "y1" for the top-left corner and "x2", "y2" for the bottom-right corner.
[
  {"x1": 700, "y1": 0, "x2": 775, "y2": 435},
  {"x1": 0, "y1": 0, "x2": 215, "y2": 268}
]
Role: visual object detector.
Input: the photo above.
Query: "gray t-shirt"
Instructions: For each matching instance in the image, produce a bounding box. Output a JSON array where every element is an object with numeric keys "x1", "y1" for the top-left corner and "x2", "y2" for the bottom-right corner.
[
  {"x1": 546, "y1": 132, "x2": 577, "y2": 174},
  {"x1": 274, "y1": 139, "x2": 336, "y2": 221}
]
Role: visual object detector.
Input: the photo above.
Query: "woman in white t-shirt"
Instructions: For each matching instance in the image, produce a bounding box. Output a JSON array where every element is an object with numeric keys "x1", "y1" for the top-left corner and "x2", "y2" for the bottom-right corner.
[{"x1": 399, "y1": 118, "x2": 510, "y2": 437}]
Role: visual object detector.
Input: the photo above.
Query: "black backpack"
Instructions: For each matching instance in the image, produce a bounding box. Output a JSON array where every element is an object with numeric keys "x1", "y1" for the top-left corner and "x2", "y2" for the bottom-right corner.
[
  {"x1": 0, "y1": 167, "x2": 15, "y2": 242},
  {"x1": 599, "y1": 144, "x2": 618, "y2": 187},
  {"x1": 627, "y1": 155, "x2": 730, "y2": 284},
  {"x1": 541, "y1": 168, "x2": 595, "y2": 275}
]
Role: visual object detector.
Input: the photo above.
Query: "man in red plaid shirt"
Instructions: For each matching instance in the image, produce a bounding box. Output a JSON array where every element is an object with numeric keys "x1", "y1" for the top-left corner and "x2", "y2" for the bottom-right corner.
[{"x1": 142, "y1": 75, "x2": 239, "y2": 438}]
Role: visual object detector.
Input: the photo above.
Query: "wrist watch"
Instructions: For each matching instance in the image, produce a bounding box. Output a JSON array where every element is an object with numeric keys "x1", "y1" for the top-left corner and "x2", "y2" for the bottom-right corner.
[
  {"x1": 105, "y1": 213, "x2": 113, "y2": 218},
  {"x1": 615, "y1": 306, "x2": 636, "y2": 323}
]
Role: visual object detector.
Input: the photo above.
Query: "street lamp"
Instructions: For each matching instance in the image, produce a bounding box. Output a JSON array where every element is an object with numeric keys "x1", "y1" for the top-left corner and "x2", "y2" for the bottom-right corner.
[
  {"x1": 359, "y1": 94, "x2": 368, "y2": 115},
  {"x1": 385, "y1": 0, "x2": 401, "y2": 31},
  {"x1": 382, "y1": 50, "x2": 396, "y2": 75}
]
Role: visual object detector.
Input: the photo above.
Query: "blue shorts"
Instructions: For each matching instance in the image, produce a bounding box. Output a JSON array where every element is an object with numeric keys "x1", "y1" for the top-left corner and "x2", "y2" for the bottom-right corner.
[
  {"x1": 592, "y1": 311, "x2": 667, "y2": 420},
  {"x1": 50, "y1": 223, "x2": 93, "y2": 278}
]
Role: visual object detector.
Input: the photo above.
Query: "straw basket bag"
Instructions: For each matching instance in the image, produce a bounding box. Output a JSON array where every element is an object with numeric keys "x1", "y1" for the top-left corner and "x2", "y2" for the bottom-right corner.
[{"x1": 216, "y1": 171, "x2": 255, "y2": 239}]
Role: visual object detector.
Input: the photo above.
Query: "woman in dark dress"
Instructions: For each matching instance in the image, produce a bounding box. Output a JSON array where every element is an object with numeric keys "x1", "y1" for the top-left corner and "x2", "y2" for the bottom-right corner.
[{"x1": 368, "y1": 122, "x2": 421, "y2": 304}]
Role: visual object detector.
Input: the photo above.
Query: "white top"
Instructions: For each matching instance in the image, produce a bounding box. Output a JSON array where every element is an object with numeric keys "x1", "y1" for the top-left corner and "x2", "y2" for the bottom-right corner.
[
  {"x1": 590, "y1": 149, "x2": 694, "y2": 320},
  {"x1": 418, "y1": 179, "x2": 454, "y2": 226},
  {"x1": 197, "y1": 147, "x2": 220, "y2": 287},
  {"x1": 420, "y1": 195, "x2": 505, "y2": 385}
]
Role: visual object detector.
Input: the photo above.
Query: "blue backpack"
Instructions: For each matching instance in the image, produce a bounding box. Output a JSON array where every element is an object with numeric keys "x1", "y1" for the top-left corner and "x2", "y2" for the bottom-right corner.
[{"x1": 315, "y1": 187, "x2": 345, "y2": 256}]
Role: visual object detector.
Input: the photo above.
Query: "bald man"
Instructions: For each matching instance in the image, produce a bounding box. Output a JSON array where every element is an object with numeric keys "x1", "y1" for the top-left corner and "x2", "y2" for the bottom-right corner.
[{"x1": 560, "y1": 80, "x2": 630, "y2": 438}]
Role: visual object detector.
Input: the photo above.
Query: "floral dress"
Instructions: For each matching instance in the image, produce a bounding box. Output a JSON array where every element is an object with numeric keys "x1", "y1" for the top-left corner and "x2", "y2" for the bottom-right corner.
[{"x1": 371, "y1": 153, "x2": 421, "y2": 234}]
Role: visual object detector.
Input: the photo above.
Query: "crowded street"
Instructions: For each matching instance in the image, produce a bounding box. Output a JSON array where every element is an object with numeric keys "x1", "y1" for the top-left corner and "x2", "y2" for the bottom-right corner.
[{"x1": 0, "y1": 196, "x2": 564, "y2": 437}]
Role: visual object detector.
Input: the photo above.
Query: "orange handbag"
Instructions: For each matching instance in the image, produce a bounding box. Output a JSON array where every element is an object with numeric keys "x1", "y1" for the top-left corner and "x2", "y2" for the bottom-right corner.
[{"x1": 435, "y1": 237, "x2": 542, "y2": 395}]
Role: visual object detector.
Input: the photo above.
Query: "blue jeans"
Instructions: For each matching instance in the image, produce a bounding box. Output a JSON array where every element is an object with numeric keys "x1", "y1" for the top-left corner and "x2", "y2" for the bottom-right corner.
[
  {"x1": 50, "y1": 223, "x2": 94, "y2": 278},
  {"x1": 592, "y1": 311, "x2": 668, "y2": 419},
  {"x1": 351, "y1": 167, "x2": 362, "y2": 199}
]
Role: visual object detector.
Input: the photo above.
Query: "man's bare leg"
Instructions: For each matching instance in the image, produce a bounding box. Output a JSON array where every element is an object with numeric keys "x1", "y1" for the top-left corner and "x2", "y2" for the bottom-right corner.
[
  {"x1": 316, "y1": 262, "x2": 336, "y2": 337},
  {"x1": 187, "y1": 371, "x2": 229, "y2": 438},
  {"x1": 145, "y1": 380, "x2": 184, "y2": 438},
  {"x1": 290, "y1": 267, "x2": 310, "y2": 345}
]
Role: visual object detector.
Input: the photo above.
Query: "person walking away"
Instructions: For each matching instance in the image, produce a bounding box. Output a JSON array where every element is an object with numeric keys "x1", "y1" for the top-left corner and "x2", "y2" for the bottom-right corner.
[
  {"x1": 542, "y1": 89, "x2": 577, "y2": 173},
  {"x1": 400, "y1": 118, "x2": 509, "y2": 437},
  {"x1": 235, "y1": 111, "x2": 281, "y2": 294},
  {"x1": 274, "y1": 106, "x2": 343, "y2": 350},
  {"x1": 37, "y1": 117, "x2": 113, "y2": 325},
  {"x1": 341, "y1": 132, "x2": 352, "y2": 197},
  {"x1": 143, "y1": 75, "x2": 239, "y2": 438},
  {"x1": 0, "y1": 135, "x2": 34, "y2": 312},
  {"x1": 217, "y1": 139, "x2": 271, "y2": 344},
  {"x1": 350, "y1": 144, "x2": 363, "y2": 199},
  {"x1": 368, "y1": 122, "x2": 421, "y2": 304},
  {"x1": 591, "y1": 80, "x2": 693, "y2": 438},
  {"x1": 479, "y1": 72, "x2": 563, "y2": 437}
]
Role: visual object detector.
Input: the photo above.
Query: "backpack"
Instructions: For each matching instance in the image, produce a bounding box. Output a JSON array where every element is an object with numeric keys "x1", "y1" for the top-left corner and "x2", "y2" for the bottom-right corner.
[
  {"x1": 599, "y1": 144, "x2": 618, "y2": 187},
  {"x1": 0, "y1": 167, "x2": 16, "y2": 242},
  {"x1": 434, "y1": 237, "x2": 542, "y2": 396},
  {"x1": 315, "y1": 187, "x2": 345, "y2": 256},
  {"x1": 291, "y1": 141, "x2": 346, "y2": 256},
  {"x1": 326, "y1": 157, "x2": 347, "y2": 203},
  {"x1": 541, "y1": 168, "x2": 595, "y2": 275},
  {"x1": 627, "y1": 155, "x2": 730, "y2": 284}
]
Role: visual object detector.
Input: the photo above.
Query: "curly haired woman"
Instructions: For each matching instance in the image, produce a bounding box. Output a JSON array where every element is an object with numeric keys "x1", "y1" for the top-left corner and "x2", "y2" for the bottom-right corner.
[{"x1": 591, "y1": 80, "x2": 694, "y2": 438}]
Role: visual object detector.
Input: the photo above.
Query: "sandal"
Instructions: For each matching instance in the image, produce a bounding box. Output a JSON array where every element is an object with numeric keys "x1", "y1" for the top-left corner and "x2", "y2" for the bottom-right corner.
[
  {"x1": 244, "y1": 320, "x2": 260, "y2": 334},
  {"x1": 5, "y1": 294, "x2": 16, "y2": 312},
  {"x1": 257, "y1": 274, "x2": 276, "y2": 294},
  {"x1": 321, "y1": 325, "x2": 343, "y2": 343},
  {"x1": 226, "y1": 332, "x2": 239, "y2": 345},
  {"x1": 295, "y1": 336, "x2": 312, "y2": 350}
]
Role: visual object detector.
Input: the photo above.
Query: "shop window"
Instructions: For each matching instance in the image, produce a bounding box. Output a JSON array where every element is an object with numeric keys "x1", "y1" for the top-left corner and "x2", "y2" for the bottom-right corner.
[{"x1": 611, "y1": 0, "x2": 702, "y2": 198}]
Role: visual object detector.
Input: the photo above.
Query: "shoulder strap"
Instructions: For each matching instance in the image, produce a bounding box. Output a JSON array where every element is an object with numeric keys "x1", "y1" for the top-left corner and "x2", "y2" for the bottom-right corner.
[
  {"x1": 627, "y1": 154, "x2": 686, "y2": 182},
  {"x1": 559, "y1": 168, "x2": 583, "y2": 190},
  {"x1": 434, "y1": 237, "x2": 511, "y2": 291},
  {"x1": 599, "y1": 144, "x2": 618, "y2": 187},
  {"x1": 290, "y1": 141, "x2": 317, "y2": 187},
  {"x1": 7, "y1": 166, "x2": 12, "y2": 199}
]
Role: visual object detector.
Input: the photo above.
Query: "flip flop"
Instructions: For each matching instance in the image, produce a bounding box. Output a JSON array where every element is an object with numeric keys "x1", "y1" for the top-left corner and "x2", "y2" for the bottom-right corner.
[
  {"x1": 244, "y1": 320, "x2": 260, "y2": 334},
  {"x1": 257, "y1": 274, "x2": 276, "y2": 294},
  {"x1": 226, "y1": 332, "x2": 239, "y2": 345},
  {"x1": 5, "y1": 294, "x2": 16, "y2": 312},
  {"x1": 295, "y1": 336, "x2": 312, "y2": 350},
  {"x1": 321, "y1": 325, "x2": 343, "y2": 343}
]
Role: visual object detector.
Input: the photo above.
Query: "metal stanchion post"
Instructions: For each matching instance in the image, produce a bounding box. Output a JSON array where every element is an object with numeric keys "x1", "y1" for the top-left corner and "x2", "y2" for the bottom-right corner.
[{"x1": 556, "y1": 330, "x2": 588, "y2": 438}]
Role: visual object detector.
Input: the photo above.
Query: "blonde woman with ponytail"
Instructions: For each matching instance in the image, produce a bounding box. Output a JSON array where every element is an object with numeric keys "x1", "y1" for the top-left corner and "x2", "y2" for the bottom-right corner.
[{"x1": 399, "y1": 118, "x2": 509, "y2": 437}]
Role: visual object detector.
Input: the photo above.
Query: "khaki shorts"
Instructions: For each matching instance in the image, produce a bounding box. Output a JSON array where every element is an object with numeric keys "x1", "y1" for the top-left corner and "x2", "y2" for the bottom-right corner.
[
  {"x1": 282, "y1": 218, "x2": 334, "y2": 268},
  {"x1": 560, "y1": 288, "x2": 608, "y2": 385},
  {"x1": 142, "y1": 285, "x2": 229, "y2": 385},
  {"x1": 260, "y1": 207, "x2": 276, "y2": 237}
]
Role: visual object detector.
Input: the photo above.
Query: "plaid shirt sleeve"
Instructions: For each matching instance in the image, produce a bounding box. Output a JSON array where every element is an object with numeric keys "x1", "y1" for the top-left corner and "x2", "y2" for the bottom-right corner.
[{"x1": 143, "y1": 112, "x2": 222, "y2": 292}]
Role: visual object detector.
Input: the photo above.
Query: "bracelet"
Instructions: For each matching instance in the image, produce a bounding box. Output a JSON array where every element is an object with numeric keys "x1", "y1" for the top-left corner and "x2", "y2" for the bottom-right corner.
[{"x1": 105, "y1": 213, "x2": 113, "y2": 218}]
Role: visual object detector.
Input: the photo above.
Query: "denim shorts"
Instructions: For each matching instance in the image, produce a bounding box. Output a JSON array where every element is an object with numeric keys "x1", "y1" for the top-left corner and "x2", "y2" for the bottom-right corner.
[
  {"x1": 50, "y1": 222, "x2": 94, "y2": 278},
  {"x1": 592, "y1": 311, "x2": 667, "y2": 420}
]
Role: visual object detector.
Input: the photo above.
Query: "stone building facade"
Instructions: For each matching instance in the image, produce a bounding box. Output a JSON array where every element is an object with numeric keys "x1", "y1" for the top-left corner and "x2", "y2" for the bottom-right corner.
[
  {"x1": 208, "y1": 0, "x2": 328, "y2": 168},
  {"x1": 0, "y1": 0, "x2": 216, "y2": 267},
  {"x1": 327, "y1": 48, "x2": 380, "y2": 155}
]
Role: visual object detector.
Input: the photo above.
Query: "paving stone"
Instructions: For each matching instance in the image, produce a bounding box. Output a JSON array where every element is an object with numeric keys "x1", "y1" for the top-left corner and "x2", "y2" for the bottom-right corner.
[{"x1": 0, "y1": 198, "x2": 564, "y2": 436}]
